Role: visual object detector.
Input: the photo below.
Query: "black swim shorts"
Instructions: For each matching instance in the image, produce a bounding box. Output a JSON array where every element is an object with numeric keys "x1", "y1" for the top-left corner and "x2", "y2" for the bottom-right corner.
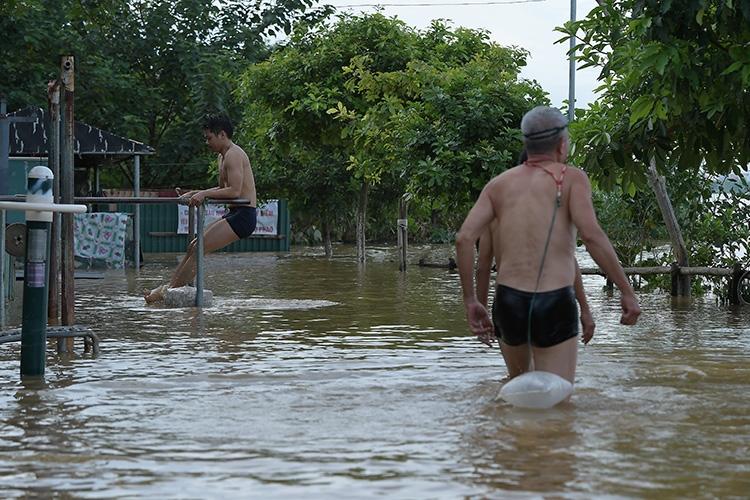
[
  {"x1": 492, "y1": 284, "x2": 578, "y2": 348},
  {"x1": 222, "y1": 206, "x2": 257, "y2": 239}
]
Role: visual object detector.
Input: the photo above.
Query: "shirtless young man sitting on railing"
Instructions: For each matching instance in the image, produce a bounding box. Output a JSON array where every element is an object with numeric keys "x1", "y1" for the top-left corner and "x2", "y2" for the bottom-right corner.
[{"x1": 143, "y1": 113, "x2": 257, "y2": 303}]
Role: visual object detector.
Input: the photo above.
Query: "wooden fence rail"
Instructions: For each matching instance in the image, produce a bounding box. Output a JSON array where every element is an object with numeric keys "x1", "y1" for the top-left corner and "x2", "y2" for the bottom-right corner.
[{"x1": 580, "y1": 263, "x2": 748, "y2": 305}]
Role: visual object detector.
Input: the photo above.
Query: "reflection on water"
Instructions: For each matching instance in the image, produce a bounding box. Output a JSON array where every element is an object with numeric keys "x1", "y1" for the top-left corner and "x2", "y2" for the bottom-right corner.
[{"x1": 1, "y1": 245, "x2": 749, "y2": 499}]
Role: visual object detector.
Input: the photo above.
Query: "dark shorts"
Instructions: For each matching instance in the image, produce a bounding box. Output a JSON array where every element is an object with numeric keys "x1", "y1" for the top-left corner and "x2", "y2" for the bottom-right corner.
[
  {"x1": 222, "y1": 206, "x2": 257, "y2": 239},
  {"x1": 492, "y1": 284, "x2": 578, "y2": 348}
]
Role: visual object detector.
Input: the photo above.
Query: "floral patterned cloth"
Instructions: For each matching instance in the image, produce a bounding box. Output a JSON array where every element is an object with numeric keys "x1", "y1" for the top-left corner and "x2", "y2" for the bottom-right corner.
[{"x1": 73, "y1": 213, "x2": 128, "y2": 268}]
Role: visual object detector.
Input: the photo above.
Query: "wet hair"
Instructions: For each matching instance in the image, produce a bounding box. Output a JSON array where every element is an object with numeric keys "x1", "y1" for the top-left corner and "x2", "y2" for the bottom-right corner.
[
  {"x1": 201, "y1": 113, "x2": 234, "y2": 139},
  {"x1": 520, "y1": 106, "x2": 568, "y2": 155}
]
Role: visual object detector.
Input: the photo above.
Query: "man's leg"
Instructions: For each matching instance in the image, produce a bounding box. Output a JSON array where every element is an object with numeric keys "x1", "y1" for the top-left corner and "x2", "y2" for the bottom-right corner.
[
  {"x1": 168, "y1": 239, "x2": 199, "y2": 288},
  {"x1": 144, "y1": 218, "x2": 239, "y2": 302},
  {"x1": 498, "y1": 340, "x2": 533, "y2": 379},
  {"x1": 169, "y1": 217, "x2": 239, "y2": 287},
  {"x1": 531, "y1": 336, "x2": 578, "y2": 385}
]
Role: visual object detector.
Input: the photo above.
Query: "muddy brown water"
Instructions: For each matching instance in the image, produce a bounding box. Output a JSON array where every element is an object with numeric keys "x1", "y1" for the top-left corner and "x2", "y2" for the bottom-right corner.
[{"x1": 1, "y1": 245, "x2": 749, "y2": 499}]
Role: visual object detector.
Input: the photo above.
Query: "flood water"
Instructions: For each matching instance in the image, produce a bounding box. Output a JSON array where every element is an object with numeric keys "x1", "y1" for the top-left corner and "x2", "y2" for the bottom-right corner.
[{"x1": 1, "y1": 244, "x2": 749, "y2": 499}]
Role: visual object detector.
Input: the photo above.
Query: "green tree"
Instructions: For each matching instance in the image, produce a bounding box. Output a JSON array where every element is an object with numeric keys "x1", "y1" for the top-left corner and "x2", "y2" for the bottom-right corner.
[
  {"x1": 339, "y1": 41, "x2": 546, "y2": 226},
  {"x1": 240, "y1": 13, "x2": 546, "y2": 258},
  {"x1": 0, "y1": 0, "x2": 330, "y2": 189},
  {"x1": 559, "y1": 0, "x2": 750, "y2": 295},
  {"x1": 240, "y1": 12, "x2": 423, "y2": 259}
]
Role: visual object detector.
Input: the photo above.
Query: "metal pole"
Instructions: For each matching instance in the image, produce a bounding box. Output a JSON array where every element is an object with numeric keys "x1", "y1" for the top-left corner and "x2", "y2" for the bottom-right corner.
[
  {"x1": 0, "y1": 95, "x2": 7, "y2": 330},
  {"x1": 0, "y1": 210, "x2": 5, "y2": 329},
  {"x1": 134, "y1": 155, "x2": 140, "y2": 270},
  {"x1": 0, "y1": 94, "x2": 9, "y2": 195},
  {"x1": 188, "y1": 204, "x2": 195, "y2": 251},
  {"x1": 196, "y1": 204, "x2": 204, "y2": 306},
  {"x1": 20, "y1": 167, "x2": 54, "y2": 377},
  {"x1": 60, "y1": 56, "x2": 75, "y2": 336},
  {"x1": 47, "y1": 81, "x2": 61, "y2": 337},
  {"x1": 568, "y1": 0, "x2": 577, "y2": 122}
]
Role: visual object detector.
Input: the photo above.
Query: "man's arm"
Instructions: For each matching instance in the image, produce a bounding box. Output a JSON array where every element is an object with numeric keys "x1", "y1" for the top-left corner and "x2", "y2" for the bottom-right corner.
[
  {"x1": 568, "y1": 169, "x2": 641, "y2": 325},
  {"x1": 574, "y1": 260, "x2": 595, "y2": 344},
  {"x1": 476, "y1": 229, "x2": 494, "y2": 309},
  {"x1": 456, "y1": 186, "x2": 497, "y2": 342}
]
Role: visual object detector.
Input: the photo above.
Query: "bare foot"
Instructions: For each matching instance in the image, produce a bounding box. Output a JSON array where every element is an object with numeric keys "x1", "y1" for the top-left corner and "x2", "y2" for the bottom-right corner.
[{"x1": 143, "y1": 284, "x2": 168, "y2": 304}]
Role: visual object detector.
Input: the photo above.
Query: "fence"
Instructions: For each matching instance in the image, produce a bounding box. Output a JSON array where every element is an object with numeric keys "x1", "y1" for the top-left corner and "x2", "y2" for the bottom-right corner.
[{"x1": 580, "y1": 263, "x2": 749, "y2": 305}]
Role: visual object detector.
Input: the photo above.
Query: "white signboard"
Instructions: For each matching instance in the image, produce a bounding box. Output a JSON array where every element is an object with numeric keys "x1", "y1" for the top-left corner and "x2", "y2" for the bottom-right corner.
[{"x1": 178, "y1": 200, "x2": 278, "y2": 236}]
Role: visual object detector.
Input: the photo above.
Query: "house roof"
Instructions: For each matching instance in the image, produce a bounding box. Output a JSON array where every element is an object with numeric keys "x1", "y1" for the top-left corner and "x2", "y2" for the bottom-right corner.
[{"x1": 7, "y1": 107, "x2": 155, "y2": 168}]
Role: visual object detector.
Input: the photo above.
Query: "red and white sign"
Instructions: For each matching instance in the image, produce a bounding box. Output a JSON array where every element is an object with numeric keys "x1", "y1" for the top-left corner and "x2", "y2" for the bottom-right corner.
[{"x1": 178, "y1": 200, "x2": 278, "y2": 235}]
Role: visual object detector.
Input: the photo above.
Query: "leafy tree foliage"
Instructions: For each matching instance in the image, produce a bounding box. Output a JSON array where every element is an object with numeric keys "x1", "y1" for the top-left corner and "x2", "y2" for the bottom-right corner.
[
  {"x1": 239, "y1": 13, "x2": 546, "y2": 255},
  {"x1": 342, "y1": 44, "x2": 546, "y2": 221},
  {"x1": 560, "y1": 0, "x2": 750, "y2": 190},
  {"x1": 592, "y1": 172, "x2": 750, "y2": 296},
  {"x1": 0, "y1": 0, "x2": 329, "y2": 189},
  {"x1": 557, "y1": 0, "x2": 750, "y2": 296}
]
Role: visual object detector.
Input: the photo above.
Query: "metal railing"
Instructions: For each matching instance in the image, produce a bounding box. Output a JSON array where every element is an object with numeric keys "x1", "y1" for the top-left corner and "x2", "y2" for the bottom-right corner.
[
  {"x1": 0, "y1": 325, "x2": 100, "y2": 353},
  {"x1": 0, "y1": 195, "x2": 253, "y2": 312},
  {"x1": 76, "y1": 196, "x2": 253, "y2": 306}
]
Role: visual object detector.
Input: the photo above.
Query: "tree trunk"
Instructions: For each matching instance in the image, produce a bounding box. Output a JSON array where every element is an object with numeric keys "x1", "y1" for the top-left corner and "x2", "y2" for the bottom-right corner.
[
  {"x1": 356, "y1": 179, "x2": 369, "y2": 263},
  {"x1": 646, "y1": 156, "x2": 691, "y2": 297},
  {"x1": 322, "y1": 217, "x2": 333, "y2": 259}
]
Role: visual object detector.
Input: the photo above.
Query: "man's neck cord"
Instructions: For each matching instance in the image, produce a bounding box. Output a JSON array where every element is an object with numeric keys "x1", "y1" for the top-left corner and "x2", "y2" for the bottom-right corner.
[{"x1": 521, "y1": 161, "x2": 568, "y2": 371}]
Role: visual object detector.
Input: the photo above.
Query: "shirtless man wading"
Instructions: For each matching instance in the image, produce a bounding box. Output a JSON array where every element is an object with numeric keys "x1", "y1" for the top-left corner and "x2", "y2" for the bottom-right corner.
[
  {"x1": 143, "y1": 113, "x2": 257, "y2": 303},
  {"x1": 456, "y1": 106, "x2": 641, "y2": 385}
]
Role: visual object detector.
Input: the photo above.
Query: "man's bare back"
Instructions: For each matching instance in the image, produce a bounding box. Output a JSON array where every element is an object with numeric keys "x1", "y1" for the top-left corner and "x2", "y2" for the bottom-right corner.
[
  {"x1": 488, "y1": 160, "x2": 579, "y2": 293},
  {"x1": 458, "y1": 151, "x2": 639, "y2": 331}
]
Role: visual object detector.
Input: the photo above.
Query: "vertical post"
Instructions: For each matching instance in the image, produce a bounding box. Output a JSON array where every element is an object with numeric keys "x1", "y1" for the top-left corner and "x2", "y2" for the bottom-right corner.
[
  {"x1": 47, "y1": 81, "x2": 61, "y2": 342},
  {"x1": 0, "y1": 94, "x2": 7, "y2": 330},
  {"x1": 60, "y1": 56, "x2": 75, "y2": 338},
  {"x1": 729, "y1": 263, "x2": 745, "y2": 306},
  {"x1": 568, "y1": 0, "x2": 577, "y2": 121},
  {"x1": 397, "y1": 197, "x2": 408, "y2": 272},
  {"x1": 21, "y1": 166, "x2": 54, "y2": 377},
  {"x1": 0, "y1": 93, "x2": 9, "y2": 195},
  {"x1": 0, "y1": 209, "x2": 5, "y2": 329},
  {"x1": 648, "y1": 157, "x2": 691, "y2": 297},
  {"x1": 196, "y1": 204, "x2": 204, "y2": 306},
  {"x1": 188, "y1": 205, "x2": 195, "y2": 285},
  {"x1": 134, "y1": 155, "x2": 140, "y2": 270},
  {"x1": 670, "y1": 262, "x2": 680, "y2": 297},
  {"x1": 188, "y1": 205, "x2": 195, "y2": 246}
]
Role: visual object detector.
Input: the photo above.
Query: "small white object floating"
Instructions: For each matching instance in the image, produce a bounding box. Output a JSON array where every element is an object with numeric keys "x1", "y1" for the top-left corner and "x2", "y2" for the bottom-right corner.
[{"x1": 498, "y1": 371, "x2": 573, "y2": 409}]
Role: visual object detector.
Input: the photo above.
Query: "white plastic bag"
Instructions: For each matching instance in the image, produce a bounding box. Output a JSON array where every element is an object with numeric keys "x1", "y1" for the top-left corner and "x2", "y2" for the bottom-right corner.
[{"x1": 498, "y1": 371, "x2": 573, "y2": 409}]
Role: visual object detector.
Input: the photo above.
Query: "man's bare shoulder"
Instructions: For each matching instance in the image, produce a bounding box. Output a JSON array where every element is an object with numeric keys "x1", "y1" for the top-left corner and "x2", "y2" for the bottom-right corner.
[
  {"x1": 224, "y1": 144, "x2": 250, "y2": 165},
  {"x1": 563, "y1": 164, "x2": 588, "y2": 177},
  {"x1": 563, "y1": 165, "x2": 593, "y2": 188},
  {"x1": 486, "y1": 164, "x2": 524, "y2": 185}
]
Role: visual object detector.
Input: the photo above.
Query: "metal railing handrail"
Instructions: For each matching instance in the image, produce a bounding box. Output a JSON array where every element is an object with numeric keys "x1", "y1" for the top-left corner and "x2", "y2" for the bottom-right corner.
[
  {"x1": 0, "y1": 195, "x2": 254, "y2": 205},
  {"x1": 0, "y1": 194, "x2": 254, "y2": 309}
]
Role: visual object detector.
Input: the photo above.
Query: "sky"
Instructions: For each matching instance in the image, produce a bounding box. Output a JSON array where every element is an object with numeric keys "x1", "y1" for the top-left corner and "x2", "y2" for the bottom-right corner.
[{"x1": 322, "y1": 0, "x2": 602, "y2": 111}]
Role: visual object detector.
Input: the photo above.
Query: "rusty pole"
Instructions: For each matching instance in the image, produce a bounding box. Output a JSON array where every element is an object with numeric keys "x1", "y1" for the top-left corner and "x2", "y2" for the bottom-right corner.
[
  {"x1": 60, "y1": 57, "x2": 75, "y2": 347},
  {"x1": 47, "y1": 80, "x2": 61, "y2": 333}
]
